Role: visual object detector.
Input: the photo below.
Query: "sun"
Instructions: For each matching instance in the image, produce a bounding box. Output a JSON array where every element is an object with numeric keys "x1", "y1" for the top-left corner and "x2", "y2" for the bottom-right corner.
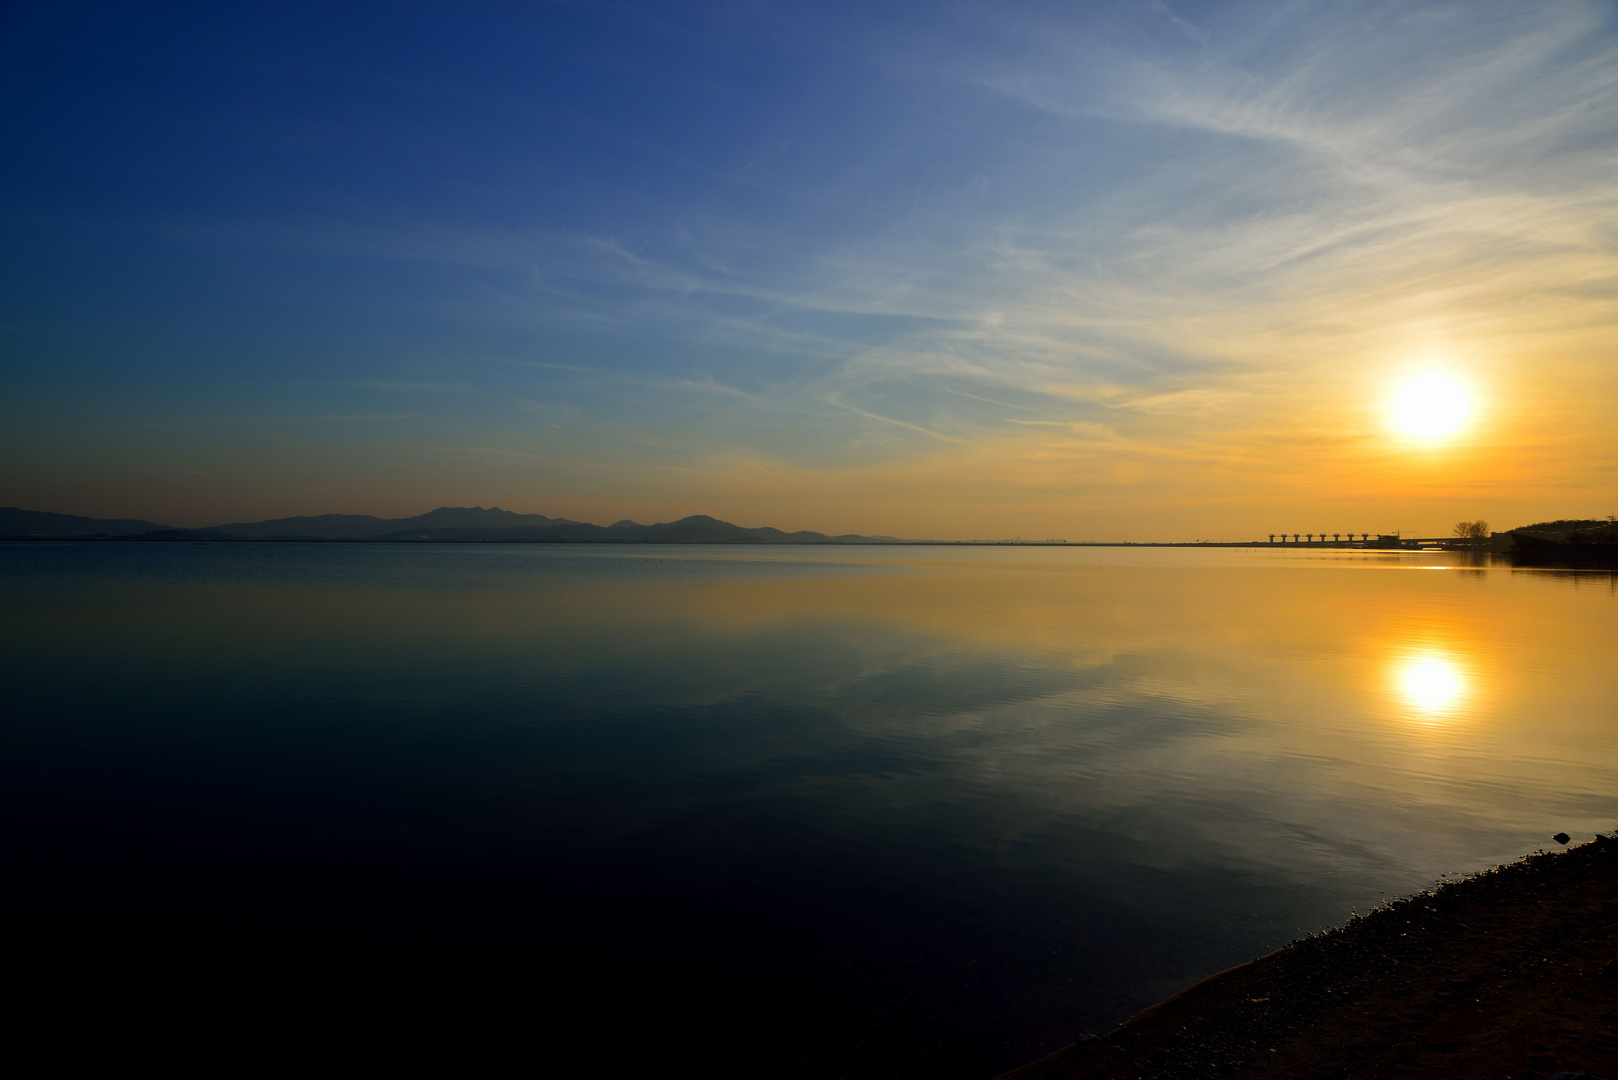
[{"x1": 1390, "y1": 373, "x2": 1471, "y2": 441}]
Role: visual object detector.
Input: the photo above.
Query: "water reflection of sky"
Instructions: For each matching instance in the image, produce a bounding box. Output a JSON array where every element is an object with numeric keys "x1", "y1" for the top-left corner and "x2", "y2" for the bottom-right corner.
[{"x1": 2, "y1": 544, "x2": 1615, "y2": 1077}]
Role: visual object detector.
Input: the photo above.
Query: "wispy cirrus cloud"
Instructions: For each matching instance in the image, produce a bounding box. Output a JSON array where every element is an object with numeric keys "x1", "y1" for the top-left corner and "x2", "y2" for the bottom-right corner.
[{"x1": 7, "y1": 1, "x2": 1615, "y2": 534}]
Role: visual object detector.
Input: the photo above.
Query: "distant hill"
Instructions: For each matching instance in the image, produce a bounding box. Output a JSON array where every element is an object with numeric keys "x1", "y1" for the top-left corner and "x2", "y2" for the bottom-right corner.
[
  {"x1": 0, "y1": 506, "x2": 902, "y2": 544},
  {"x1": 210, "y1": 506, "x2": 577, "y2": 539},
  {"x1": 371, "y1": 513, "x2": 900, "y2": 545},
  {"x1": 1507, "y1": 519, "x2": 1610, "y2": 538},
  {"x1": 0, "y1": 507, "x2": 172, "y2": 538}
]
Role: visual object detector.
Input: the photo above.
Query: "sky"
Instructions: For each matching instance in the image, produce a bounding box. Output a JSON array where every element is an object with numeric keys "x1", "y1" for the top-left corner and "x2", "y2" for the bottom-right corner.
[{"x1": 2, "y1": 0, "x2": 1615, "y2": 539}]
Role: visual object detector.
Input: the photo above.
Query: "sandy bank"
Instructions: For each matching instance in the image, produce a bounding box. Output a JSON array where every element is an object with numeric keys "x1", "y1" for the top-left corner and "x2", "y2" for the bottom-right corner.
[{"x1": 1002, "y1": 835, "x2": 1618, "y2": 1080}]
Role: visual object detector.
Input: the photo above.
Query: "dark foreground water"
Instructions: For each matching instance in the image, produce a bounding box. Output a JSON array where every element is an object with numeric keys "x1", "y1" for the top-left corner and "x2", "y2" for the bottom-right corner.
[{"x1": 3, "y1": 543, "x2": 1615, "y2": 1074}]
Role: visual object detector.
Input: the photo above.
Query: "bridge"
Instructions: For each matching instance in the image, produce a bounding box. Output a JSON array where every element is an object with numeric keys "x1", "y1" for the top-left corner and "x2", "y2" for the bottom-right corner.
[{"x1": 1261, "y1": 533, "x2": 1450, "y2": 548}]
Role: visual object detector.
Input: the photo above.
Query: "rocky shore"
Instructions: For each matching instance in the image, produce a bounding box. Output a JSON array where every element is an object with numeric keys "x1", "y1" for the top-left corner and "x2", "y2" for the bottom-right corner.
[{"x1": 1002, "y1": 835, "x2": 1618, "y2": 1080}]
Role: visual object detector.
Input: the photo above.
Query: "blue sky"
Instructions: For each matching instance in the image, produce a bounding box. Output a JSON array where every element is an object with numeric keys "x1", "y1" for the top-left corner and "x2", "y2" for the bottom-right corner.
[{"x1": 3, "y1": 1, "x2": 1615, "y2": 536}]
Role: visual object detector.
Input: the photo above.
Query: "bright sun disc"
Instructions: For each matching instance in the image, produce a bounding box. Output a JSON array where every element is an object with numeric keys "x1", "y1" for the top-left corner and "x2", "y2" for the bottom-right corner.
[{"x1": 1391, "y1": 373, "x2": 1470, "y2": 440}]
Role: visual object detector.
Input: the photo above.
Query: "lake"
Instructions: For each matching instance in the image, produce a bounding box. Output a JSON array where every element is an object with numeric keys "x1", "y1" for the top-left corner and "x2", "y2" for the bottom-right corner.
[{"x1": 3, "y1": 543, "x2": 1614, "y2": 1075}]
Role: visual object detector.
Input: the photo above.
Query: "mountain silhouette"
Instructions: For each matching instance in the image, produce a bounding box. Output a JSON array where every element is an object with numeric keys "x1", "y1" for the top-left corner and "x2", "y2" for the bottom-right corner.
[
  {"x1": 211, "y1": 506, "x2": 577, "y2": 539},
  {"x1": 0, "y1": 506, "x2": 899, "y2": 544},
  {"x1": 371, "y1": 512, "x2": 894, "y2": 544},
  {"x1": 0, "y1": 507, "x2": 170, "y2": 538}
]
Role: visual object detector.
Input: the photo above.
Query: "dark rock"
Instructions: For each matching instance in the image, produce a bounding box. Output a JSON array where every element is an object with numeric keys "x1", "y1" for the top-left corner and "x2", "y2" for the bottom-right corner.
[{"x1": 1554, "y1": 833, "x2": 1571, "y2": 845}]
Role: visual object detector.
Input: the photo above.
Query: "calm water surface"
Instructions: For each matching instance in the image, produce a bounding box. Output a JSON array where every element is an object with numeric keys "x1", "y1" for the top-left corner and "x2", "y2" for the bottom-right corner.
[{"x1": 3, "y1": 543, "x2": 1615, "y2": 1074}]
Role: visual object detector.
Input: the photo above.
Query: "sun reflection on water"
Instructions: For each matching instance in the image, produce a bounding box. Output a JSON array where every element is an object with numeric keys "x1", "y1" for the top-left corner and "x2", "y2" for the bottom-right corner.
[{"x1": 1391, "y1": 651, "x2": 1471, "y2": 722}]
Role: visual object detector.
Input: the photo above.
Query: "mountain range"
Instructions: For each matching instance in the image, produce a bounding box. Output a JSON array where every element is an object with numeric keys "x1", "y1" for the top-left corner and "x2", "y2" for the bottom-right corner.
[
  {"x1": 0, "y1": 506, "x2": 903, "y2": 544},
  {"x1": 3, "y1": 506, "x2": 1600, "y2": 546}
]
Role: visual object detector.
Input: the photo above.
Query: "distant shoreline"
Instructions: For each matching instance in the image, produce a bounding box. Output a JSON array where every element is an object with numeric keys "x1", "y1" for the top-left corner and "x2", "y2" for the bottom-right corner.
[
  {"x1": 0, "y1": 535, "x2": 1472, "y2": 549},
  {"x1": 6, "y1": 506, "x2": 1612, "y2": 556},
  {"x1": 0, "y1": 504, "x2": 1493, "y2": 548}
]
